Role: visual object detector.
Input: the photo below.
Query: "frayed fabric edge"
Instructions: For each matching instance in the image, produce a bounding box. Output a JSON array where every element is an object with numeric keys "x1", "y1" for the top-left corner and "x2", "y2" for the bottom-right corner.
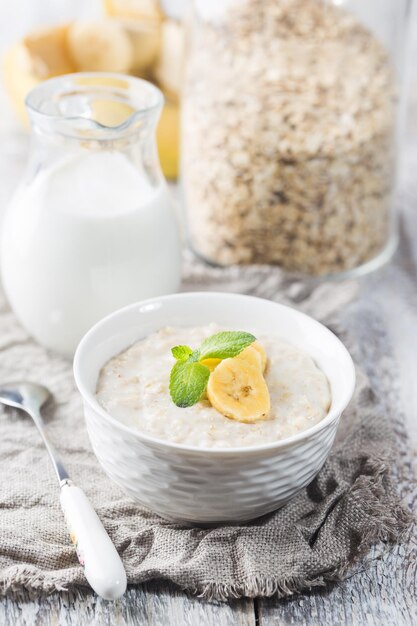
[
  {"x1": 0, "y1": 566, "x2": 85, "y2": 599},
  {"x1": 191, "y1": 505, "x2": 412, "y2": 603},
  {"x1": 2, "y1": 512, "x2": 411, "y2": 603},
  {"x1": 1, "y1": 458, "x2": 413, "y2": 603},
  {"x1": 187, "y1": 454, "x2": 413, "y2": 602}
]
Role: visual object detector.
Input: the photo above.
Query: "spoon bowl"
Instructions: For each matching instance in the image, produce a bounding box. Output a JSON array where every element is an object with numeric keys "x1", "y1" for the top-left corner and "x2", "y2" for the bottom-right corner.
[{"x1": 0, "y1": 381, "x2": 51, "y2": 413}]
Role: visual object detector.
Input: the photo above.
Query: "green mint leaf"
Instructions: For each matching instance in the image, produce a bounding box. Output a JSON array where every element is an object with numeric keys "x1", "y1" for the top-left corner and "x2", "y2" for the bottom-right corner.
[
  {"x1": 171, "y1": 345, "x2": 193, "y2": 361},
  {"x1": 169, "y1": 361, "x2": 210, "y2": 408},
  {"x1": 198, "y1": 331, "x2": 256, "y2": 361},
  {"x1": 189, "y1": 349, "x2": 200, "y2": 362}
]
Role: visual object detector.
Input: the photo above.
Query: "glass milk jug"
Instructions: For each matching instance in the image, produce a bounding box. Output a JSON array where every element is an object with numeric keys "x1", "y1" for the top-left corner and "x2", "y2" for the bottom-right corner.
[{"x1": 1, "y1": 74, "x2": 181, "y2": 356}]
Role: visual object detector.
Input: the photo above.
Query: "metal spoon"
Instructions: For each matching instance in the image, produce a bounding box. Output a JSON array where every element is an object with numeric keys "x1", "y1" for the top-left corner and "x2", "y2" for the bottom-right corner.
[{"x1": 0, "y1": 382, "x2": 127, "y2": 600}]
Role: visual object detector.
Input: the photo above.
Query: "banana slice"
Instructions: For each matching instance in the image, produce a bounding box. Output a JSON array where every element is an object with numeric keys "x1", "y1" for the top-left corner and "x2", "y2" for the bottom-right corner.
[
  {"x1": 154, "y1": 20, "x2": 185, "y2": 101},
  {"x1": 236, "y1": 345, "x2": 261, "y2": 370},
  {"x1": 67, "y1": 19, "x2": 133, "y2": 73},
  {"x1": 157, "y1": 99, "x2": 180, "y2": 180},
  {"x1": 207, "y1": 358, "x2": 270, "y2": 424},
  {"x1": 104, "y1": 0, "x2": 163, "y2": 22},
  {"x1": 235, "y1": 342, "x2": 267, "y2": 372},
  {"x1": 251, "y1": 341, "x2": 268, "y2": 372},
  {"x1": 23, "y1": 24, "x2": 75, "y2": 79},
  {"x1": 126, "y1": 22, "x2": 161, "y2": 73}
]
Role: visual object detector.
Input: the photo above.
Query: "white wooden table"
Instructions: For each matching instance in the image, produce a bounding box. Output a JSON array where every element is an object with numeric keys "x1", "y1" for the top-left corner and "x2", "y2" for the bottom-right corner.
[{"x1": 0, "y1": 14, "x2": 416, "y2": 626}]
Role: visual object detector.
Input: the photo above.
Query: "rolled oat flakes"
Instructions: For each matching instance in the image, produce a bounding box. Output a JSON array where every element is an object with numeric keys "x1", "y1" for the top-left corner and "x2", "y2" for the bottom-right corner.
[{"x1": 182, "y1": 0, "x2": 397, "y2": 275}]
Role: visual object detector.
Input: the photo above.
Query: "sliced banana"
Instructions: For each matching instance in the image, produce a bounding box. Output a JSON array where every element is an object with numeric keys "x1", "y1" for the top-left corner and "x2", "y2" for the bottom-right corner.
[
  {"x1": 251, "y1": 341, "x2": 268, "y2": 372},
  {"x1": 157, "y1": 99, "x2": 180, "y2": 180},
  {"x1": 154, "y1": 20, "x2": 185, "y2": 101},
  {"x1": 236, "y1": 345, "x2": 261, "y2": 370},
  {"x1": 23, "y1": 24, "x2": 75, "y2": 79},
  {"x1": 126, "y1": 22, "x2": 161, "y2": 73},
  {"x1": 104, "y1": 0, "x2": 163, "y2": 23},
  {"x1": 235, "y1": 342, "x2": 267, "y2": 373},
  {"x1": 67, "y1": 19, "x2": 133, "y2": 73},
  {"x1": 207, "y1": 358, "x2": 270, "y2": 424}
]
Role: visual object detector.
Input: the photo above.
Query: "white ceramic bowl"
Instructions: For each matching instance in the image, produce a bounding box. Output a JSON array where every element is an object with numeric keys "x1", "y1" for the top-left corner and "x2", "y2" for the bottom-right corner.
[{"x1": 74, "y1": 292, "x2": 355, "y2": 525}]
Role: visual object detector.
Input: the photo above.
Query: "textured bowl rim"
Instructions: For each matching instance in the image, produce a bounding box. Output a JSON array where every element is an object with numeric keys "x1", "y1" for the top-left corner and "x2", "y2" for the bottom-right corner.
[{"x1": 73, "y1": 292, "x2": 356, "y2": 455}]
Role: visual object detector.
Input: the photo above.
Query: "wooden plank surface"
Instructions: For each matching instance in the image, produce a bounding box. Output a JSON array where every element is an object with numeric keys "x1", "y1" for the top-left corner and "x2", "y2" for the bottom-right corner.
[
  {"x1": 258, "y1": 542, "x2": 417, "y2": 626},
  {"x1": 0, "y1": 584, "x2": 256, "y2": 626}
]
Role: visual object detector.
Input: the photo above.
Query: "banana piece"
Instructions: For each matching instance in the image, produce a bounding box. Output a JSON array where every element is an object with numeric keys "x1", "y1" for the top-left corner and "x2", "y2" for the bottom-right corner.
[
  {"x1": 23, "y1": 24, "x2": 75, "y2": 79},
  {"x1": 154, "y1": 20, "x2": 185, "y2": 101},
  {"x1": 234, "y1": 342, "x2": 267, "y2": 373},
  {"x1": 3, "y1": 26, "x2": 75, "y2": 127},
  {"x1": 236, "y1": 345, "x2": 261, "y2": 370},
  {"x1": 67, "y1": 19, "x2": 133, "y2": 73},
  {"x1": 251, "y1": 341, "x2": 268, "y2": 372},
  {"x1": 157, "y1": 99, "x2": 180, "y2": 180},
  {"x1": 3, "y1": 43, "x2": 42, "y2": 127},
  {"x1": 125, "y1": 22, "x2": 161, "y2": 73},
  {"x1": 207, "y1": 358, "x2": 270, "y2": 424},
  {"x1": 104, "y1": 0, "x2": 163, "y2": 23}
]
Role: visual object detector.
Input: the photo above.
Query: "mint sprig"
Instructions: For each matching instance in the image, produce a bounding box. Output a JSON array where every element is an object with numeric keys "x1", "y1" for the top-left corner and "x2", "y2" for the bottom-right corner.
[
  {"x1": 169, "y1": 361, "x2": 210, "y2": 408},
  {"x1": 169, "y1": 331, "x2": 255, "y2": 408},
  {"x1": 171, "y1": 345, "x2": 193, "y2": 361}
]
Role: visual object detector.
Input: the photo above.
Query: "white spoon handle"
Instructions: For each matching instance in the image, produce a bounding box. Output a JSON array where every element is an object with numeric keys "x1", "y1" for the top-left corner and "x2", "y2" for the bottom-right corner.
[{"x1": 60, "y1": 482, "x2": 127, "y2": 600}]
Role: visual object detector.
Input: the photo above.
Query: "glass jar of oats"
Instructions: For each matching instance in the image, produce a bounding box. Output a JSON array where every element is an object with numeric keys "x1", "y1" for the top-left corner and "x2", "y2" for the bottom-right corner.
[{"x1": 181, "y1": 0, "x2": 410, "y2": 276}]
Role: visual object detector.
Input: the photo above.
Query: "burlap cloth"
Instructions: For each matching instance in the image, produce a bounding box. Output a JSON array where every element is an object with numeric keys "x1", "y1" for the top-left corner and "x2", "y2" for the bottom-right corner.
[{"x1": 0, "y1": 253, "x2": 411, "y2": 600}]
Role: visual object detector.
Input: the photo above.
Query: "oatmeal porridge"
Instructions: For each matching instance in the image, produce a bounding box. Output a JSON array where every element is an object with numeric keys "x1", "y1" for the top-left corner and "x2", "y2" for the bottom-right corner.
[{"x1": 96, "y1": 324, "x2": 331, "y2": 448}]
